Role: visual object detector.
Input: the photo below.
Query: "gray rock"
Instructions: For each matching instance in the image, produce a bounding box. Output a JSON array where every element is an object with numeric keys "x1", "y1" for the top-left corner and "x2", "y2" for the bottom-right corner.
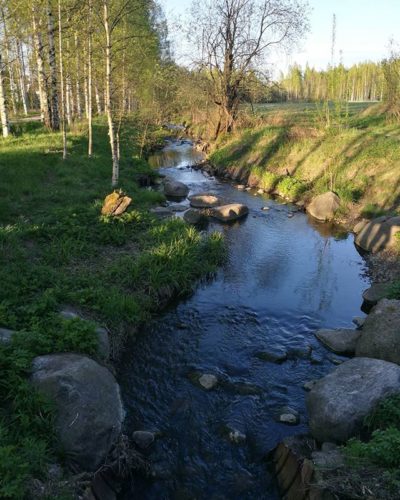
[
  {"x1": 95, "y1": 326, "x2": 110, "y2": 359},
  {"x1": 183, "y1": 209, "x2": 206, "y2": 225},
  {"x1": 168, "y1": 204, "x2": 187, "y2": 212},
  {"x1": 60, "y1": 308, "x2": 79, "y2": 320},
  {"x1": 312, "y1": 449, "x2": 344, "y2": 469},
  {"x1": 132, "y1": 431, "x2": 155, "y2": 450},
  {"x1": 257, "y1": 188, "x2": 265, "y2": 194},
  {"x1": 0, "y1": 327, "x2": 14, "y2": 344},
  {"x1": 198, "y1": 374, "x2": 218, "y2": 390},
  {"x1": 307, "y1": 357, "x2": 400, "y2": 443},
  {"x1": 315, "y1": 329, "x2": 361, "y2": 356},
  {"x1": 307, "y1": 192, "x2": 340, "y2": 221},
  {"x1": 228, "y1": 430, "x2": 246, "y2": 444},
  {"x1": 188, "y1": 193, "x2": 222, "y2": 208},
  {"x1": 210, "y1": 204, "x2": 249, "y2": 222},
  {"x1": 303, "y1": 380, "x2": 318, "y2": 391},
  {"x1": 278, "y1": 406, "x2": 300, "y2": 425},
  {"x1": 255, "y1": 349, "x2": 287, "y2": 363},
  {"x1": 163, "y1": 180, "x2": 189, "y2": 199},
  {"x1": 150, "y1": 206, "x2": 174, "y2": 218},
  {"x1": 362, "y1": 283, "x2": 390, "y2": 307},
  {"x1": 321, "y1": 442, "x2": 338, "y2": 453},
  {"x1": 355, "y1": 216, "x2": 400, "y2": 253},
  {"x1": 236, "y1": 184, "x2": 246, "y2": 191},
  {"x1": 286, "y1": 345, "x2": 312, "y2": 360},
  {"x1": 31, "y1": 354, "x2": 124, "y2": 471},
  {"x1": 352, "y1": 316, "x2": 365, "y2": 328},
  {"x1": 353, "y1": 219, "x2": 369, "y2": 234},
  {"x1": 356, "y1": 299, "x2": 400, "y2": 364}
]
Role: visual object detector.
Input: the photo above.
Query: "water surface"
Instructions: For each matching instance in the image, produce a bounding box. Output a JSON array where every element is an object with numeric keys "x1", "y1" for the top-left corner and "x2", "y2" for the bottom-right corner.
[{"x1": 119, "y1": 140, "x2": 369, "y2": 500}]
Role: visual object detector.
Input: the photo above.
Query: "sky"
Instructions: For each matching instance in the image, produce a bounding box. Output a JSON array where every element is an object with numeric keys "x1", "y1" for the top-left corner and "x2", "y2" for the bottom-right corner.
[{"x1": 160, "y1": 0, "x2": 400, "y2": 74}]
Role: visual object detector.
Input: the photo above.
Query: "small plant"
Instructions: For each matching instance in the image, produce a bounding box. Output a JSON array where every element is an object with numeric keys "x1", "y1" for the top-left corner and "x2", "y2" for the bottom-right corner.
[
  {"x1": 361, "y1": 203, "x2": 389, "y2": 219},
  {"x1": 345, "y1": 427, "x2": 400, "y2": 468},
  {"x1": 276, "y1": 176, "x2": 306, "y2": 201},
  {"x1": 259, "y1": 171, "x2": 281, "y2": 192}
]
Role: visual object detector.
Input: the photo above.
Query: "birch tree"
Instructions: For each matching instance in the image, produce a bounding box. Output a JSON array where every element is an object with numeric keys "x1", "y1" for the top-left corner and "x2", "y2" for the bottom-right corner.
[{"x1": 0, "y1": 52, "x2": 10, "y2": 137}]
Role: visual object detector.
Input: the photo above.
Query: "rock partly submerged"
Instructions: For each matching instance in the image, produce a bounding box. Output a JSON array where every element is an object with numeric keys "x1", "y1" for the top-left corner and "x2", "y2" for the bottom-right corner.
[
  {"x1": 315, "y1": 328, "x2": 361, "y2": 356},
  {"x1": 307, "y1": 191, "x2": 340, "y2": 221},
  {"x1": 163, "y1": 179, "x2": 189, "y2": 199},
  {"x1": 188, "y1": 193, "x2": 222, "y2": 208},
  {"x1": 307, "y1": 357, "x2": 400, "y2": 443},
  {"x1": 355, "y1": 215, "x2": 400, "y2": 253},
  {"x1": 183, "y1": 208, "x2": 207, "y2": 225},
  {"x1": 210, "y1": 203, "x2": 249, "y2": 222},
  {"x1": 31, "y1": 353, "x2": 124, "y2": 471}
]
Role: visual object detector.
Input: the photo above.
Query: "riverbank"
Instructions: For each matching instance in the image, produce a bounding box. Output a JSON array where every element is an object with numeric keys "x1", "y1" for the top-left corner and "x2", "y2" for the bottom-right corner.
[
  {"x1": 0, "y1": 119, "x2": 224, "y2": 498},
  {"x1": 201, "y1": 103, "x2": 400, "y2": 229}
]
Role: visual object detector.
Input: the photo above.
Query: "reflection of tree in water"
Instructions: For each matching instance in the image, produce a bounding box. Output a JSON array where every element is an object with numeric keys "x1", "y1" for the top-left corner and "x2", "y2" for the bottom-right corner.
[{"x1": 295, "y1": 236, "x2": 337, "y2": 314}]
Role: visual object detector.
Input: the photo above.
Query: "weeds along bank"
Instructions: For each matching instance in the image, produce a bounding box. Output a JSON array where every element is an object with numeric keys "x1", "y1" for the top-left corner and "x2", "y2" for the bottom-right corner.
[
  {"x1": 0, "y1": 118, "x2": 224, "y2": 498},
  {"x1": 206, "y1": 103, "x2": 400, "y2": 225}
]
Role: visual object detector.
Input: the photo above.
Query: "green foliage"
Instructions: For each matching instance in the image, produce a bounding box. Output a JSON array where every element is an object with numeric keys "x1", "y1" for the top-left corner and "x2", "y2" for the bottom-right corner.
[
  {"x1": 365, "y1": 395, "x2": 400, "y2": 431},
  {"x1": 0, "y1": 118, "x2": 225, "y2": 497},
  {"x1": 346, "y1": 428, "x2": 400, "y2": 468},
  {"x1": 361, "y1": 203, "x2": 389, "y2": 219},
  {"x1": 258, "y1": 171, "x2": 281, "y2": 192},
  {"x1": 388, "y1": 281, "x2": 400, "y2": 300},
  {"x1": 276, "y1": 176, "x2": 307, "y2": 201}
]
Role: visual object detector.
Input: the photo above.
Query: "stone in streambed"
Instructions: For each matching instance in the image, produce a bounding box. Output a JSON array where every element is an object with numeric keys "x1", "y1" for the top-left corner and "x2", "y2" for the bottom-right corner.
[
  {"x1": 132, "y1": 431, "x2": 155, "y2": 450},
  {"x1": 307, "y1": 357, "x2": 400, "y2": 443},
  {"x1": 315, "y1": 328, "x2": 361, "y2": 356},
  {"x1": 183, "y1": 209, "x2": 206, "y2": 225},
  {"x1": 210, "y1": 203, "x2": 249, "y2": 222},
  {"x1": 163, "y1": 179, "x2": 189, "y2": 199},
  {"x1": 150, "y1": 206, "x2": 174, "y2": 218},
  {"x1": 307, "y1": 191, "x2": 340, "y2": 221},
  {"x1": 228, "y1": 430, "x2": 246, "y2": 444},
  {"x1": 255, "y1": 349, "x2": 287, "y2": 364},
  {"x1": 362, "y1": 283, "x2": 390, "y2": 307},
  {"x1": 198, "y1": 374, "x2": 218, "y2": 390},
  {"x1": 189, "y1": 193, "x2": 222, "y2": 208},
  {"x1": 278, "y1": 406, "x2": 300, "y2": 425}
]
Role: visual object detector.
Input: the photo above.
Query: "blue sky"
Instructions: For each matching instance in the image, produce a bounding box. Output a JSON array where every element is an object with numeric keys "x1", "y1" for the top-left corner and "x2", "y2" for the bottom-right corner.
[{"x1": 160, "y1": 0, "x2": 399, "y2": 72}]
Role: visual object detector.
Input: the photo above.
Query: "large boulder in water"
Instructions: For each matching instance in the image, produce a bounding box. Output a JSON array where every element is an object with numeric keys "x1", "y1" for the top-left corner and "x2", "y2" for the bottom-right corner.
[
  {"x1": 163, "y1": 179, "x2": 189, "y2": 199},
  {"x1": 183, "y1": 209, "x2": 207, "y2": 225},
  {"x1": 307, "y1": 192, "x2": 340, "y2": 221},
  {"x1": 356, "y1": 299, "x2": 400, "y2": 364},
  {"x1": 355, "y1": 216, "x2": 400, "y2": 253},
  {"x1": 189, "y1": 193, "x2": 222, "y2": 208},
  {"x1": 31, "y1": 354, "x2": 124, "y2": 471},
  {"x1": 306, "y1": 357, "x2": 400, "y2": 443},
  {"x1": 210, "y1": 203, "x2": 249, "y2": 222}
]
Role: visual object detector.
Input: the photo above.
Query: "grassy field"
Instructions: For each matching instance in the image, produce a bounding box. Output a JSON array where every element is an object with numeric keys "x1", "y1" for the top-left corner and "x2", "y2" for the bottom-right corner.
[
  {"x1": 0, "y1": 118, "x2": 224, "y2": 498},
  {"x1": 211, "y1": 102, "x2": 400, "y2": 221}
]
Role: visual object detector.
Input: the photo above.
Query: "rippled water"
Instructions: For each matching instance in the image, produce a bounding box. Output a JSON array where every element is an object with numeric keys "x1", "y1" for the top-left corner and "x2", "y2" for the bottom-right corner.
[{"x1": 119, "y1": 140, "x2": 370, "y2": 500}]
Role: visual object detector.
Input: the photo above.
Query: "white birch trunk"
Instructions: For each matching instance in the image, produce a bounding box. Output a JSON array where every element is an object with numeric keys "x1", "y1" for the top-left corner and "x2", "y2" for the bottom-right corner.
[
  {"x1": 47, "y1": 2, "x2": 59, "y2": 130},
  {"x1": 16, "y1": 40, "x2": 28, "y2": 116},
  {"x1": 88, "y1": 0, "x2": 93, "y2": 157},
  {"x1": 32, "y1": 8, "x2": 51, "y2": 127},
  {"x1": 58, "y1": 0, "x2": 67, "y2": 158},
  {"x1": 74, "y1": 33, "x2": 82, "y2": 119},
  {"x1": 95, "y1": 85, "x2": 102, "y2": 114},
  {"x1": 0, "y1": 53, "x2": 10, "y2": 137},
  {"x1": 103, "y1": 0, "x2": 119, "y2": 186},
  {"x1": 1, "y1": 9, "x2": 17, "y2": 115}
]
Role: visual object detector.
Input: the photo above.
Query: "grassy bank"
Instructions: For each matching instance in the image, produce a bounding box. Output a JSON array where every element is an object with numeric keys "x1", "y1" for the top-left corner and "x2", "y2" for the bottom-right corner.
[
  {"x1": 209, "y1": 103, "x2": 400, "y2": 224},
  {"x1": 0, "y1": 118, "x2": 224, "y2": 498}
]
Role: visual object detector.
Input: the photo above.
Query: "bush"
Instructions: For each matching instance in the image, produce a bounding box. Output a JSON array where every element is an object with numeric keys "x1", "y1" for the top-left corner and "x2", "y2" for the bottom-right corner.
[
  {"x1": 346, "y1": 427, "x2": 400, "y2": 468},
  {"x1": 259, "y1": 171, "x2": 281, "y2": 192},
  {"x1": 276, "y1": 176, "x2": 307, "y2": 201}
]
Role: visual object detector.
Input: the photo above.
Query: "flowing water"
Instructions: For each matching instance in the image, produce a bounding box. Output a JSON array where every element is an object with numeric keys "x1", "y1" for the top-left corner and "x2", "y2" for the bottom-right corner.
[{"x1": 118, "y1": 139, "x2": 370, "y2": 500}]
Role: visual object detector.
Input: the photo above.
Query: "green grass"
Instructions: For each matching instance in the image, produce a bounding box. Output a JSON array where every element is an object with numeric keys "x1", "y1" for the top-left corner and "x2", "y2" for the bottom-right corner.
[
  {"x1": 343, "y1": 395, "x2": 400, "y2": 494},
  {"x1": 0, "y1": 117, "x2": 225, "y2": 498},
  {"x1": 210, "y1": 103, "x2": 400, "y2": 220}
]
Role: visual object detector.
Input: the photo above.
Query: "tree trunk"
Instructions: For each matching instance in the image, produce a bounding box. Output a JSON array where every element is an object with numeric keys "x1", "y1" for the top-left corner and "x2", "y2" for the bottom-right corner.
[
  {"x1": 88, "y1": 0, "x2": 93, "y2": 157},
  {"x1": 103, "y1": 0, "x2": 119, "y2": 186},
  {"x1": 0, "y1": 53, "x2": 10, "y2": 137},
  {"x1": 74, "y1": 32, "x2": 82, "y2": 119},
  {"x1": 16, "y1": 40, "x2": 28, "y2": 116},
  {"x1": 58, "y1": 0, "x2": 67, "y2": 159},
  {"x1": 95, "y1": 85, "x2": 102, "y2": 114},
  {"x1": 1, "y1": 9, "x2": 17, "y2": 115},
  {"x1": 32, "y1": 7, "x2": 51, "y2": 127},
  {"x1": 47, "y1": 2, "x2": 60, "y2": 130}
]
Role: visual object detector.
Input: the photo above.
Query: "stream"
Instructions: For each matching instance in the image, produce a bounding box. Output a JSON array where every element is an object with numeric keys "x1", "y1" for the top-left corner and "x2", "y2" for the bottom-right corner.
[{"x1": 118, "y1": 139, "x2": 370, "y2": 499}]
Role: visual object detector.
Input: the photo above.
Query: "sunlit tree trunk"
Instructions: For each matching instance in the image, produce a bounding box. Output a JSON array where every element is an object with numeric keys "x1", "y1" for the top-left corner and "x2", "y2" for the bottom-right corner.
[
  {"x1": 88, "y1": 0, "x2": 93, "y2": 157},
  {"x1": 58, "y1": 0, "x2": 67, "y2": 158},
  {"x1": 0, "y1": 53, "x2": 10, "y2": 137},
  {"x1": 95, "y1": 85, "x2": 102, "y2": 114},
  {"x1": 32, "y1": 7, "x2": 51, "y2": 127},
  {"x1": 103, "y1": 0, "x2": 118, "y2": 186},
  {"x1": 1, "y1": 9, "x2": 17, "y2": 115},
  {"x1": 16, "y1": 40, "x2": 28, "y2": 116},
  {"x1": 47, "y1": 1, "x2": 60, "y2": 130},
  {"x1": 74, "y1": 32, "x2": 82, "y2": 120}
]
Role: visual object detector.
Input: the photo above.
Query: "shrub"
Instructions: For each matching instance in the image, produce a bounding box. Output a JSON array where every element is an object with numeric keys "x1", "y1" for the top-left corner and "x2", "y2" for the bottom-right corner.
[
  {"x1": 259, "y1": 171, "x2": 281, "y2": 192},
  {"x1": 276, "y1": 176, "x2": 307, "y2": 201}
]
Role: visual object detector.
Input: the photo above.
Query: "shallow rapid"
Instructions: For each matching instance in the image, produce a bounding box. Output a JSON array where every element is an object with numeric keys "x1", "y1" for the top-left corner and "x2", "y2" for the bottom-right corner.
[{"x1": 118, "y1": 140, "x2": 370, "y2": 499}]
